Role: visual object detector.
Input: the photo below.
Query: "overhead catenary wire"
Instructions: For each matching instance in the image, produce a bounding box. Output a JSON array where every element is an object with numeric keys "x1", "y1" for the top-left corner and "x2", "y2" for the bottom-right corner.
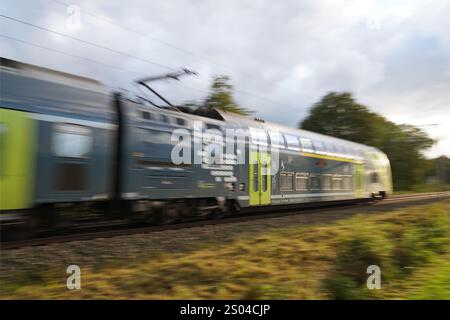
[
  {"x1": 0, "y1": 33, "x2": 209, "y2": 106},
  {"x1": 0, "y1": 34, "x2": 144, "y2": 77},
  {"x1": 48, "y1": 0, "x2": 257, "y2": 81},
  {"x1": 43, "y1": 1, "x2": 296, "y2": 109},
  {"x1": 0, "y1": 14, "x2": 175, "y2": 71}
]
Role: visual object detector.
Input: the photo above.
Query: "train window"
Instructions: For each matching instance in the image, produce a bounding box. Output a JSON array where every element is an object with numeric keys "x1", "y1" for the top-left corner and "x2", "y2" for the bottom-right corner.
[
  {"x1": 300, "y1": 138, "x2": 314, "y2": 153},
  {"x1": 142, "y1": 129, "x2": 174, "y2": 145},
  {"x1": 280, "y1": 172, "x2": 294, "y2": 191},
  {"x1": 334, "y1": 144, "x2": 344, "y2": 156},
  {"x1": 250, "y1": 128, "x2": 268, "y2": 146},
  {"x1": 253, "y1": 160, "x2": 259, "y2": 192},
  {"x1": 140, "y1": 129, "x2": 175, "y2": 162},
  {"x1": 309, "y1": 174, "x2": 320, "y2": 190},
  {"x1": 226, "y1": 182, "x2": 235, "y2": 191},
  {"x1": 262, "y1": 163, "x2": 268, "y2": 192},
  {"x1": 160, "y1": 114, "x2": 171, "y2": 124},
  {"x1": 321, "y1": 175, "x2": 332, "y2": 190},
  {"x1": 284, "y1": 134, "x2": 300, "y2": 151},
  {"x1": 370, "y1": 172, "x2": 380, "y2": 183},
  {"x1": 295, "y1": 173, "x2": 309, "y2": 191},
  {"x1": 332, "y1": 176, "x2": 344, "y2": 190},
  {"x1": 268, "y1": 131, "x2": 285, "y2": 148},
  {"x1": 313, "y1": 141, "x2": 326, "y2": 154},
  {"x1": 206, "y1": 123, "x2": 222, "y2": 131},
  {"x1": 142, "y1": 111, "x2": 152, "y2": 120},
  {"x1": 327, "y1": 143, "x2": 337, "y2": 154},
  {"x1": 176, "y1": 118, "x2": 186, "y2": 126},
  {"x1": 52, "y1": 124, "x2": 93, "y2": 158},
  {"x1": 343, "y1": 175, "x2": 352, "y2": 190}
]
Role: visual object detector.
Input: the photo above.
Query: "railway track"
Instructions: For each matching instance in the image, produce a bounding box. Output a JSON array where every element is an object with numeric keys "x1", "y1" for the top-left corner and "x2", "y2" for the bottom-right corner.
[{"x1": 1, "y1": 191, "x2": 448, "y2": 250}]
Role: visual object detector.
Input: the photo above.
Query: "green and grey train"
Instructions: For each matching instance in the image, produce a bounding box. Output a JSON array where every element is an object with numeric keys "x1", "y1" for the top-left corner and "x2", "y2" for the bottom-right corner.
[{"x1": 0, "y1": 58, "x2": 392, "y2": 230}]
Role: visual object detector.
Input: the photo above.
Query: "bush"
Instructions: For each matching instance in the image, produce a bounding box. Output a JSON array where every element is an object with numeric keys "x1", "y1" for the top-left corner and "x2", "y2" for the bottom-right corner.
[
  {"x1": 323, "y1": 219, "x2": 394, "y2": 299},
  {"x1": 324, "y1": 208, "x2": 450, "y2": 299}
]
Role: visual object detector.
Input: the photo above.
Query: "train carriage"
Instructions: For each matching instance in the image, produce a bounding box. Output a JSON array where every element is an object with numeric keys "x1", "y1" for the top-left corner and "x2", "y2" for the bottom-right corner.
[
  {"x1": 201, "y1": 111, "x2": 393, "y2": 209},
  {"x1": 0, "y1": 57, "x2": 392, "y2": 232},
  {"x1": 0, "y1": 58, "x2": 115, "y2": 216}
]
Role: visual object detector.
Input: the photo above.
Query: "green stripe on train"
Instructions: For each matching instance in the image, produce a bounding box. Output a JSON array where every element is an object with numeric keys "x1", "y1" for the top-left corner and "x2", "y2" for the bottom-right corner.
[
  {"x1": 354, "y1": 163, "x2": 365, "y2": 198},
  {"x1": 0, "y1": 108, "x2": 35, "y2": 210}
]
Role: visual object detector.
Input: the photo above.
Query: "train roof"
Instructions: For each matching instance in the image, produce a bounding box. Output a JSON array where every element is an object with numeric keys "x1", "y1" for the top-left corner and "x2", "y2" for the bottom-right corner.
[
  {"x1": 0, "y1": 57, "x2": 105, "y2": 91},
  {"x1": 0, "y1": 57, "x2": 111, "y2": 121},
  {"x1": 214, "y1": 109, "x2": 382, "y2": 156}
]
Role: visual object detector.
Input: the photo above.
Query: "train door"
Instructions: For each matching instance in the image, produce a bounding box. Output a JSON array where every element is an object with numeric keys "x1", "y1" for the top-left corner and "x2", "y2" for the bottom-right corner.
[
  {"x1": 354, "y1": 164, "x2": 365, "y2": 198},
  {"x1": 0, "y1": 109, "x2": 35, "y2": 210},
  {"x1": 249, "y1": 151, "x2": 271, "y2": 206}
]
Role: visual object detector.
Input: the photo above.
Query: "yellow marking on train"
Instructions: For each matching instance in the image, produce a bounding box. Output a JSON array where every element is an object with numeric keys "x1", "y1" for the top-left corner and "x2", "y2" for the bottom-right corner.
[
  {"x1": 0, "y1": 108, "x2": 36, "y2": 210},
  {"x1": 300, "y1": 152, "x2": 363, "y2": 164},
  {"x1": 197, "y1": 181, "x2": 216, "y2": 189}
]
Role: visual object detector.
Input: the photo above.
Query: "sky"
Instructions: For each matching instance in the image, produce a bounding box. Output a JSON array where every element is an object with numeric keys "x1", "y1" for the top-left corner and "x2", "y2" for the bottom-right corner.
[{"x1": 1, "y1": 0, "x2": 449, "y2": 157}]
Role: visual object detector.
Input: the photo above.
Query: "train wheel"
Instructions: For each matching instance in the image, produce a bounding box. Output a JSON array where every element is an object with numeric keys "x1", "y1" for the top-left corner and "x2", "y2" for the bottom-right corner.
[
  {"x1": 1, "y1": 218, "x2": 35, "y2": 241},
  {"x1": 150, "y1": 206, "x2": 174, "y2": 225},
  {"x1": 209, "y1": 208, "x2": 226, "y2": 220}
]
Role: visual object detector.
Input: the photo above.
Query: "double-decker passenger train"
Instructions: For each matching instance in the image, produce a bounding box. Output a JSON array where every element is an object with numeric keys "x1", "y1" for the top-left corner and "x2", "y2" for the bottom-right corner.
[{"x1": 0, "y1": 58, "x2": 392, "y2": 232}]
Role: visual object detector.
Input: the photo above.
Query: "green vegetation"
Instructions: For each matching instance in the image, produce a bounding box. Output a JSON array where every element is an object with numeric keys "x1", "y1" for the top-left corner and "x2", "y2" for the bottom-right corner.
[
  {"x1": 393, "y1": 183, "x2": 449, "y2": 195},
  {"x1": 1, "y1": 201, "x2": 449, "y2": 299},
  {"x1": 299, "y1": 92, "x2": 448, "y2": 191},
  {"x1": 182, "y1": 75, "x2": 252, "y2": 116}
]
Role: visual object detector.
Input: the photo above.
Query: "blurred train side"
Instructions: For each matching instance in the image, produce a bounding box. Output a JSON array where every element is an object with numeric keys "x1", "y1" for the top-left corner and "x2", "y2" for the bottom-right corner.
[
  {"x1": 0, "y1": 58, "x2": 115, "y2": 215},
  {"x1": 0, "y1": 58, "x2": 392, "y2": 226}
]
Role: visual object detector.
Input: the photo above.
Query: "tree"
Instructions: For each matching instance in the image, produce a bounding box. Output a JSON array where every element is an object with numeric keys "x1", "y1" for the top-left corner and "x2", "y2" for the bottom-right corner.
[
  {"x1": 299, "y1": 92, "x2": 434, "y2": 190},
  {"x1": 299, "y1": 92, "x2": 386, "y2": 147},
  {"x1": 201, "y1": 76, "x2": 252, "y2": 115},
  {"x1": 424, "y1": 156, "x2": 450, "y2": 189}
]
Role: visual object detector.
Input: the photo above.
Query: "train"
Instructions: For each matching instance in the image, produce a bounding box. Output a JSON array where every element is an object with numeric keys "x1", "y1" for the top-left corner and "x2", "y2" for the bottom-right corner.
[{"x1": 0, "y1": 57, "x2": 392, "y2": 234}]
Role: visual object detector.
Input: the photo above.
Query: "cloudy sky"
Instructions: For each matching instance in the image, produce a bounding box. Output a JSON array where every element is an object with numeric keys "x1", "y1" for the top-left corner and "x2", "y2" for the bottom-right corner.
[{"x1": 1, "y1": 0, "x2": 449, "y2": 157}]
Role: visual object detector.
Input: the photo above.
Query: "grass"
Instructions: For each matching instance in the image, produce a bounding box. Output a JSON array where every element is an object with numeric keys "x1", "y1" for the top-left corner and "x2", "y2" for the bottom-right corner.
[
  {"x1": 393, "y1": 183, "x2": 449, "y2": 195},
  {"x1": 1, "y1": 201, "x2": 449, "y2": 299}
]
